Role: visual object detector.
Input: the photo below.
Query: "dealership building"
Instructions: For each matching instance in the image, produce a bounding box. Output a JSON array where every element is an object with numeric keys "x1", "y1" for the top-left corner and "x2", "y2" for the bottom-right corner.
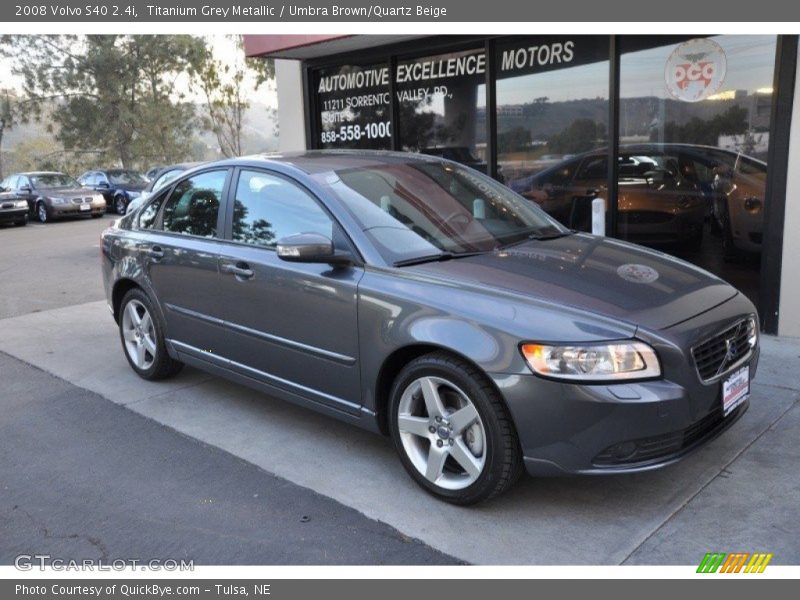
[{"x1": 243, "y1": 34, "x2": 800, "y2": 337}]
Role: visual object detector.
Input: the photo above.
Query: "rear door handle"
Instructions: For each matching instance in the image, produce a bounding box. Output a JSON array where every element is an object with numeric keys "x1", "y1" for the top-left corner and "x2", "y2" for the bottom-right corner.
[{"x1": 221, "y1": 262, "x2": 254, "y2": 279}]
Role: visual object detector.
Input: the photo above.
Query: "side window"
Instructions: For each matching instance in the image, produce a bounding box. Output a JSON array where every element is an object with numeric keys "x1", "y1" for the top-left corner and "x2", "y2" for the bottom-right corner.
[
  {"x1": 153, "y1": 169, "x2": 181, "y2": 191},
  {"x1": 2, "y1": 176, "x2": 17, "y2": 189},
  {"x1": 231, "y1": 170, "x2": 334, "y2": 248},
  {"x1": 138, "y1": 190, "x2": 170, "y2": 230},
  {"x1": 577, "y1": 156, "x2": 607, "y2": 180},
  {"x1": 161, "y1": 170, "x2": 226, "y2": 238}
]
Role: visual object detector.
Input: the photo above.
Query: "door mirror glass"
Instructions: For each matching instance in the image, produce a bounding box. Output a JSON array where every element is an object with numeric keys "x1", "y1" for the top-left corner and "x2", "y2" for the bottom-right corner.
[
  {"x1": 276, "y1": 233, "x2": 350, "y2": 266},
  {"x1": 98, "y1": 181, "x2": 110, "y2": 188}
]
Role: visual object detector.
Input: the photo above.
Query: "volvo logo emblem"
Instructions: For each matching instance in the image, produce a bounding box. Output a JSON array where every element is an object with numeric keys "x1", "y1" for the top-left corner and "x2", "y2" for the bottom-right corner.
[{"x1": 716, "y1": 323, "x2": 745, "y2": 377}]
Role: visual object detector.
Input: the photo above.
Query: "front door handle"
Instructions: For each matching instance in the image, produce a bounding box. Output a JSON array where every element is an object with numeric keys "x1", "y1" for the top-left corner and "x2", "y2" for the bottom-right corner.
[
  {"x1": 221, "y1": 262, "x2": 254, "y2": 279},
  {"x1": 146, "y1": 245, "x2": 164, "y2": 259}
]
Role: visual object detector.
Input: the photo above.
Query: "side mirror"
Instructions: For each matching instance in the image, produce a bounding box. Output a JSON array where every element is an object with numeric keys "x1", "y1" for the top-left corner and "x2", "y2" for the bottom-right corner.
[
  {"x1": 276, "y1": 233, "x2": 352, "y2": 266},
  {"x1": 644, "y1": 169, "x2": 674, "y2": 187},
  {"x1": 98, "y1": 181, "x2": 110, "y2": 189},
  {"x1": 20, "y1": 186, "x2": 33, "y2": 194}
]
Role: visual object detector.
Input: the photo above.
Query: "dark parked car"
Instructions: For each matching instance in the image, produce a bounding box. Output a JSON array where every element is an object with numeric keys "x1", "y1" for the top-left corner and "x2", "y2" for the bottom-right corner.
[
  {"x1": 1, "y1": 172, "x2": 106, "y2": 223},
  {"x1": 102, "y1": 151, "x2": 758, "y2": 504},
  {"x1": 0, "y1": 188, "x2": 29, "y2": 226},
  {"x1": 125, "y1": 162, "x2": 205, "y2": 215},
  {"x1": 78, "y1": 169, "x2": 149, "y2": 215}
]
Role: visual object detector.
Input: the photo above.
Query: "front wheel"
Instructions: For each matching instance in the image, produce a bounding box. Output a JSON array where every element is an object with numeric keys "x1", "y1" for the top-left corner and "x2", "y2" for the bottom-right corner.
[
  {"x1": 119, "y1": 288, "x2": 183, "y2": 380},
  {"x1": 37, "y1": 201, "x2": 50, "y2": 223},
  {"x1": 115, "y1": 195, "x2": 127, "y2": 215},
  {"x1": 389, "y1": 352, "x2": 522, "y2": 505},
  {"x1": 15, "y1": 215, "x2": 28, "y2": 226}
]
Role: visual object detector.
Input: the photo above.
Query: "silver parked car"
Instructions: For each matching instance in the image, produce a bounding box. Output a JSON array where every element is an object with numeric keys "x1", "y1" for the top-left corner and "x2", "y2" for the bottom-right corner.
[{"x1": 101, "y1": 151, "x2": 759, "y2": 504}]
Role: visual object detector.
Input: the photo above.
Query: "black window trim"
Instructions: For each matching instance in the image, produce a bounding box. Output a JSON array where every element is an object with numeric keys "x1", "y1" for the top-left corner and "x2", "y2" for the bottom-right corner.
[
  {"x1": 146, "y1": 166, "x2": 233, "y2": 242},
  {"x1": 219, "y1": 165, "x2": 364, "y2": 266}
]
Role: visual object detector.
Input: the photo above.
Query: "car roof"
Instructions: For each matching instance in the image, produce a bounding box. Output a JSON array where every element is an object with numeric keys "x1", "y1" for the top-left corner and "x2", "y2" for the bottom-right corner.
[
  {"x1": 208, "y1": 150, "x2": 448, "y2": 176},
  {"x1": 15, "y1": 171, "x2": 67, "y2": 176}
]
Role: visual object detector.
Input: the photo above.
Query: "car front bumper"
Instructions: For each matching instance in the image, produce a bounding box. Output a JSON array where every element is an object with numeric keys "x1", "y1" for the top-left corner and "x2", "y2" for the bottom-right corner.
[
  {"x1": 493, "y1": 293, "x2": 759, "y2": 476},
  {"x1": 0, "y1": 206, "x2": 28, "y2": 222},
  {"x1": 51, "y1": 202, "x2": 106, "y2": 217}
]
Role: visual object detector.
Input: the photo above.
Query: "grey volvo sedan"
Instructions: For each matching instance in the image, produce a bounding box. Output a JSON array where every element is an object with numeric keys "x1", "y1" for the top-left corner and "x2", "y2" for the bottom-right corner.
[{"x1": 101, "y1": 151, "x2": 759, "y2": 504}]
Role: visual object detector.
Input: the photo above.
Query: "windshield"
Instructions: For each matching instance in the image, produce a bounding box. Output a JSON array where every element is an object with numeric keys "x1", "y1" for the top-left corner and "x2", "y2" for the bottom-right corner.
[
  {"x1": 314, "y1": 159, "x2": 568, "y2": 265},
  {"x1": 30, "y1": 174, "x2": 80, "y2": 189},
  {"x1": 107, "y1": 170, "x2": 147, "y2": 185}
]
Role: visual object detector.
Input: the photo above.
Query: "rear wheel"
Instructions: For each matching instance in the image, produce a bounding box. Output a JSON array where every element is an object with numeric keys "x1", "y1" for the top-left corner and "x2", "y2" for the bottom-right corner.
[
  {"x1": 389, "y1": 352, "x2": 522, "y2": 505},
  {"x1": 119, "y1": 288, "x2": 183, "y2": 380}
]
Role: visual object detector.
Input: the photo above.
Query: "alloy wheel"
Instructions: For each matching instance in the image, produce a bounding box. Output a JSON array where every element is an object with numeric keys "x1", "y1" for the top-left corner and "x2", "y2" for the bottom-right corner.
[
  {"x1": 396, "y1": 376, "x2": 487, "y2": 490},
  {"x1": 116, "y1": 197, "x2": 126, "y2": 215},
  {"x1": 121, "y1": 299, "x2": 157, "y2": 370},
  {"x1": 37, "y1": 203, "x2": 47, "y2": 222}
]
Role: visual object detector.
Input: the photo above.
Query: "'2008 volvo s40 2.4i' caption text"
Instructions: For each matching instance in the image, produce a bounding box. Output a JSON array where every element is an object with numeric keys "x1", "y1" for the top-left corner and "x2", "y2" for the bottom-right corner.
[{"x1": 101, "y1": 151, "x2": 758, "y2": 504}]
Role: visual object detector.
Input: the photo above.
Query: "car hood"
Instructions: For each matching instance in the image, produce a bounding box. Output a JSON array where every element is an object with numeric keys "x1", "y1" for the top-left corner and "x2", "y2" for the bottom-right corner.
[
  {"x1": 42, "y1": 187, "x2": 94, "y2": 198},
  {"x1": 404, "y1": 233, "x2": 738, "y2": 331}
]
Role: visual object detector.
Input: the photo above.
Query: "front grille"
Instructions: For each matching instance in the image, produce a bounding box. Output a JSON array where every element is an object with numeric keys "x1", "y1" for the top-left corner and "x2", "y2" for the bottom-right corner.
[
  {"x1": 592, "y1": 406, "x2": 738, "y2": 467},
  {"x1": 691, "y1": 318, "x2": 755, "y2": 382},
  {"x1": 71, "y1": 197, "x2": 92, "y2": 204},
  {"x1": 1, "y1": 202, "x2": 14, "y2": 209}
]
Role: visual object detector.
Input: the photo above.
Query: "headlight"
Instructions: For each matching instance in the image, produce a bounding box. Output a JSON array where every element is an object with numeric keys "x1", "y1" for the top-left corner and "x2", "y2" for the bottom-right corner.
[
  {"x1": 50, "y1": 197, "x2": 67, "y2": 204},
  {"x1": 94, "y1": 194, "x2": 105, "y2": 203},
  {"x1": 15, "y1": 200, "x2": 27, "y2": 208},
  {"x1": 521, "y1": 341, "x2": 661, "y2": 381}
]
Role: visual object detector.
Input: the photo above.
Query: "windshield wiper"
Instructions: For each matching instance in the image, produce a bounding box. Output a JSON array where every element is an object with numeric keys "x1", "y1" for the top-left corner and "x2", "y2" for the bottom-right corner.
[
  {"x1": 527, "y1": 230, "x2": 575, "y2": 241},
  {"x1": 497, "y1": 229, "x2": 575, "y2": 250},
  {"x1": 393, "y1": 251, "x2": 484, "y2": 267}
]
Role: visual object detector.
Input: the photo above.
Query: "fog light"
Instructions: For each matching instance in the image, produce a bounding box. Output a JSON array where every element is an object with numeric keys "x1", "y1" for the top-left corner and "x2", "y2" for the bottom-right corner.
[{"x1": 609, "y1": 441, "x2": 638, "y2": 460}]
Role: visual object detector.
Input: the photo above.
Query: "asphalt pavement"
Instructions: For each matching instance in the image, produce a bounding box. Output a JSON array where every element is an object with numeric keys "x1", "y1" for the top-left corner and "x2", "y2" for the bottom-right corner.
[{"x1": 1, "y1": 214, "x2": 798, "y2": 565}]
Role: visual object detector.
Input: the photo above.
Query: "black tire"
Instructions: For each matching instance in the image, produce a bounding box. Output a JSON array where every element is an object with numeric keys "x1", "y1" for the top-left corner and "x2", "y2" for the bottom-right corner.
[
  {"x1": 36, "y1": 201, "x2": 51, "y2": 223},
  {"x1": 15, "y1": 215, "x2": 28, "y2": 227},
  {"x1": 388, "y1": 351, "x2": 523, "y2": 505},
  {"x1": 118, "y1": 288, "x2": 183, "y2": 381},
  {"x1": 114, "y1": 195, "x2": 127, "y2": 215},
  {"x1": 91, "y1": 213, "x2": 103, "y2": 219}
]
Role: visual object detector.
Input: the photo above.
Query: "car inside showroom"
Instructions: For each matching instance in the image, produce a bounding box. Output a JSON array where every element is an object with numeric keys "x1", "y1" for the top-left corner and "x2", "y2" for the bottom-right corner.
[{"x1": 244, "y1": 34, "x2": 800, "y2": 337}]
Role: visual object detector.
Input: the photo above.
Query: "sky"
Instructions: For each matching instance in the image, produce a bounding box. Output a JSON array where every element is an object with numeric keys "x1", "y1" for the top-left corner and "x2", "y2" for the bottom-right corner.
[{"x1": 0, "y1": 35, "x2": 277, "y2": 108}]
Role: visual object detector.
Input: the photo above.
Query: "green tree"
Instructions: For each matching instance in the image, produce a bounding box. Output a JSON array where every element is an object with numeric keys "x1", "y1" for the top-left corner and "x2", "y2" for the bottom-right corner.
[
  {"x1": 0, "y1": 34, "x2": 206, "y2": 169},
  {"x1": 195, "y1": 35, "x2": 274, "y2": 158},
  {"x1": 655, "y1": 105, "x2": 749, "y2": 146},
  {"x1": 548, "y1": 118, "x2": 605, "y2": 154},
  {"x1": 497, "y1": 126, "x2": 532, "y2": 154}
]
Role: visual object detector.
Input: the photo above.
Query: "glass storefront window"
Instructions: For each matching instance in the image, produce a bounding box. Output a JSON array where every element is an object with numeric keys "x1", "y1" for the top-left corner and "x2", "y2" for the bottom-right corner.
[
  {"x1": 618, "y1": 35, "x2": 777, "y2": 307},
  {"x1": 396, "y1": 48, "x2": 488, "y2": 173},
  {"x1": 495, "y1": 36, "x2": 610, "y2": 231},
  {"x1": 314, "y1": 63, "x2": 392, "y2": 150}
]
